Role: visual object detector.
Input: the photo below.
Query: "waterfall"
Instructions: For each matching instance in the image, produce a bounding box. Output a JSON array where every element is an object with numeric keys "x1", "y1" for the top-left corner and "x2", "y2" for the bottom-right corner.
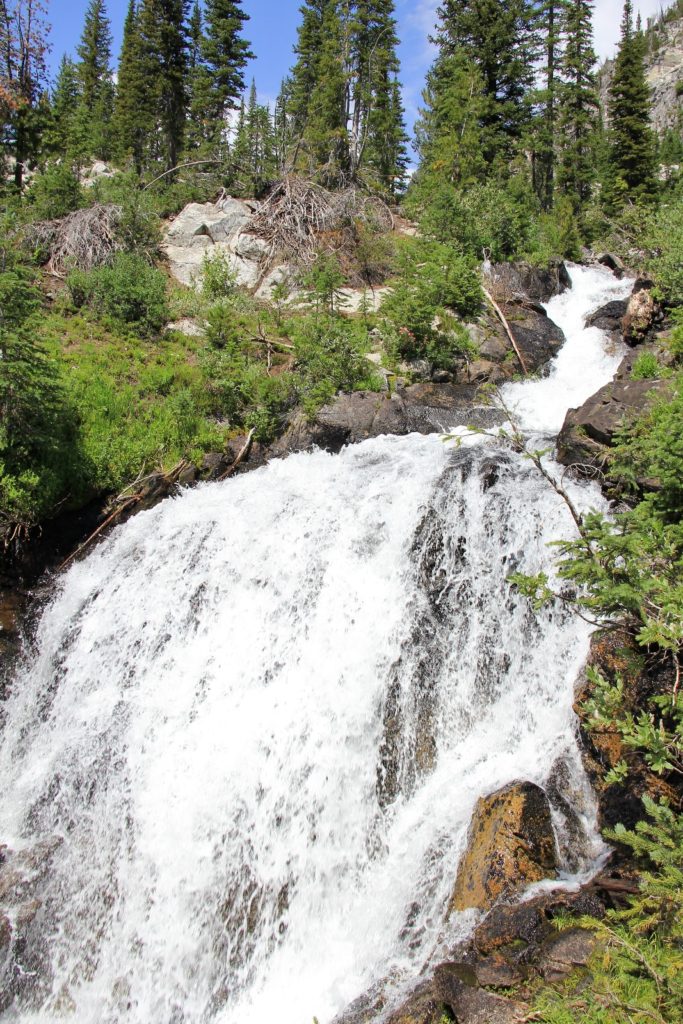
[{"x1": 0, "y1": 266, "x2": 632, "y2": 1024}]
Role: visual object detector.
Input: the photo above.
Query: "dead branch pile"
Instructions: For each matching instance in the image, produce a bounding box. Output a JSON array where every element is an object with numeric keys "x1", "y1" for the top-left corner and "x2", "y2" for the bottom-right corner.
[
  {"x1": 248, "y1": 176, "x2": 394, "y2": 268},
  {"x1": 26, "y1": 204, "x2": 123, "y2": 275}
]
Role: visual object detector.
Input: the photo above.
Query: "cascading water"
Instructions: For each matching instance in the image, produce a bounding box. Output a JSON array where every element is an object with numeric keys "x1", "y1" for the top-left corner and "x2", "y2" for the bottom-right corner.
[{"x1": 0, "y1": 265, "x2": 632, "y2": 1023}]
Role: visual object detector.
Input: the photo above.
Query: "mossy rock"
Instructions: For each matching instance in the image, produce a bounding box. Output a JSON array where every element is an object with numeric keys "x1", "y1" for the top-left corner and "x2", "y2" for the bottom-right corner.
[{"x1": 449, "y1": 781, "x2": 558, "y2": 914}]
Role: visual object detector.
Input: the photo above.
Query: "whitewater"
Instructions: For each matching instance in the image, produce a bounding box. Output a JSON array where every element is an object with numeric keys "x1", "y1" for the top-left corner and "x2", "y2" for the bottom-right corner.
[{"x1": 0, "y1": 264, "x2": 632, "y2": 1023}]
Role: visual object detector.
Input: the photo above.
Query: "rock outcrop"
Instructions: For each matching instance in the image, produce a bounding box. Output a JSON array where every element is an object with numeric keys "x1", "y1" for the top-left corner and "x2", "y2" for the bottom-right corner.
[
  {"x1": 557, "y1": 372, "x2": 671, "y2": 472},
  {"x1": 270, "y1": 383, "x2": 506, "y2": 457},
  {"x1": 163, "y1": 197, "x2": 265, "y2": 289},
  {"x1": 487, "y1": 261, "x2": 571, "y2": 303},
  {"x1": 599, "y1": 13, "x2": 683, "y2": 136},
  {"x1": 622, "y1": 279, "x2": 660, "y2": 345},
  {"x1": 449, "y1": 781, "x2": 558, "y2": 915}
]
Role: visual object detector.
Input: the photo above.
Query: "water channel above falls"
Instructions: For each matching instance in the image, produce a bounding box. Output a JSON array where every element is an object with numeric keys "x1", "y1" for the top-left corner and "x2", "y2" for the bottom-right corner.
[{"x1": 0, "y1": 265, "x2": 633, "y2": 1024}]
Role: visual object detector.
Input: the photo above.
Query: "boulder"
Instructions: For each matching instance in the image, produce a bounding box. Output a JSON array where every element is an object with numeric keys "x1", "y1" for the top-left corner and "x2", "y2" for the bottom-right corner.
[
  {"x1": 434, "y1": 965, "x2": 528, "y2": 1024},
  {"x1": 163, "y1": 198, "x2": 258, "y2": 288},
  {"x1": 585, "y1": 299, "x2": 629, "y2": 334},
  {"x1": 502, "y1": 301, "x2": 566, "y2": 373},
  {"x1": 270, "y1": 383, "x2": 506, "y2": 456},
  {"x1": 597, "y1": 252, "x2": 626, "y2": 278},
  {"x1": 449, "y1": 781, "x2": 558, "y2": 914},
  {"x1": 383, "y1": 981, "x2": 443, "y2": 1024},
  {"x1": 165, "y1": 198, "x2": 252, "y2": 247},
  {"x1": 557, "y1": 375, "x2": 671, "y2": 472},
  {"x1": 622, "y1": 278, "x2": 659, "y2": 345},
  {"x1": 165, "y1": 318, "x2": 205, "y2": 338},
  {"x1": 488, "y1": 261, "x2": 571, "y2": 303},
  {"x1": 464, "y1": 303, "x2": 566, "y2": 379}
]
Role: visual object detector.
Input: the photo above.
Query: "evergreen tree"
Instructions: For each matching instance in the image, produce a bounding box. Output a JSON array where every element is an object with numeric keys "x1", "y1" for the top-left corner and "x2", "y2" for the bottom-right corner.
[
  {"x1": 414, "y1": 49, "x2": 487, "y2": 190},
  {"x1": 607, "y1": 0, "x2": 658, "y2": 204},
  {"x1": 75, "y1": 0, "x2": 114, "y2": 159},
  {"x1": 532, "y1": 0, "x2": 562, "y2": 210},
  {"x1": 301, "y1": 0, "x2": 349, "y2": 183},
  {"x1": 0, "y1": 0, "x2": 51, "y2": 189},
  {"x1": 190, "y1": 0, "x2": 253, "y2": 158},
  {"x1": 287, "y1": 0, "x2": 406, "y2": 190},
  {"x1": 111, "y1": 0, "x2": 150, "y2": 172},
  {"x1": 556, "y1": 0, "x2": 599, "y2": 209},
  {"x1": 434, "y1": 0, "x2": 539, "y2": 174},
  {"x1": 349, "y1": 0, "x2": 407, "y2": 192},
  {"x1": 136, "y1": 0, "x2": 189, "y2": 172},
  {"x1": 46, "y1": 55, "x2": 81, "y2": 156},
  {"x1": 288, "y1": 0, "x2": 328, "y2": 139}
]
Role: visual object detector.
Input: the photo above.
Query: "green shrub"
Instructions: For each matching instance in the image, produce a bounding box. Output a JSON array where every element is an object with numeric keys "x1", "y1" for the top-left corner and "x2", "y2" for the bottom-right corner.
[
  {"x1": 382, "y1": 238, "x2": 481, "y2": 362},
  {"x1": 0, "y1": 253, "x2": 88, "y2": 527},
  {"x1": 644, "y1": 195, "x2": 683, "y2": 304},
  {"x1": 302, "y1": 251, "x2": 347, "y2": 315},
  {"x1": 631, "y1": 352, "x2": 663, "y2": 379},
  {"x1": 525, "y1": 197, "x2": 582, "y2": 265},
  {"x1": 27, "y1": 163, "x2": 82, "y2": 221},
  {"x1": 67, "y1": 253, "x2": 169, "y2": 336},
  {"x1": 407, "y1": 179, "x2": 534, "y2": 261},
  {"x1": 292, "y1": 315, "x2": 381, "y2": 416},
  {"x1": 201, "y1": 249, "x2": 236, "y2": 300}
]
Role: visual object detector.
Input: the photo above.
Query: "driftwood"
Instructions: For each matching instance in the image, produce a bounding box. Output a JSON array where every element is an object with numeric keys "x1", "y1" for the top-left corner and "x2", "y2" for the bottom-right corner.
[
  {"x1": 482, "y1": 285, "x2": 529, "y2": 375},
  {"x1": 26, "y1": 204, "x2": 123, "y2": 275},
  {"x1": 249, "y1": 175, "x2": 394, "y2": 270},
  {"x1": 217, "y1": 428, "x2": 256, "y2": 482},
  {"x1": 55, "y1": 460, "x2": 192, "y2": 573}
]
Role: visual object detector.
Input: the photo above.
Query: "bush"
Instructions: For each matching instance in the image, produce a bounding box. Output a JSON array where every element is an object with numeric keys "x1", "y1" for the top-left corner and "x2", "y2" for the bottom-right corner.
[
  {"x1": 27, "y1": 163, "x2": 82, "y2": 221},
  {"x1": 381, "y1": 238, "x2": 481, "y2": 362},
  {"x1": 292, "y1": 315, "x2": 381, "y2": 416},
  {"x1": 201, "y1": 249, "x2": 236, "y2": 300},
  {"x1": 524, "y1": 197, "x2": 582, "y2": 265},
  {"x1": 644, "y1": 195, "x2": 683, "y2": 304},
  {"x1": 67, "y1": 253, "x2": 169, "y2": 336},
  {"x1": 0, "y1": 252, "x2": 87, "y2": 528},
  {"x1": 407, "y1": 179, "x2": 535, "y2": 261},
  {"x1": 631, "y1": 352, "x2": 663, "y2": 380}
]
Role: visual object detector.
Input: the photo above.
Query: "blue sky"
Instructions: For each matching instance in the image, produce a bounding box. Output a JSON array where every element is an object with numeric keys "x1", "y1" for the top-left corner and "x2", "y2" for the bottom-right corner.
[{"x1": 46, "y1": 0, "x2": 672, "y2": 137}]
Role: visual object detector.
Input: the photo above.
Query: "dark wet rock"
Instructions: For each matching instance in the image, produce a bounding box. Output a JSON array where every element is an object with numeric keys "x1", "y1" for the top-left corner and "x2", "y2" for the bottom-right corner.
[
  {"x1": 597, "y1": 253, "x2": 626, "y2": 278},
  {"x1": 383, "y1": 981, "x2": 443, "y2": 1024},
  {"x1": 449, "y1": 782, "x2": 558, "y2": 914},
  {"x1": 489, "y1": 261, "x2": 571, "y2": 303},
  {"x1": 502, "y1": 302, "x2": 565, "y2": 373},
  {"x1": 536, "y1": 929, "x2": 597, "y2": 982},
  {"x1": 557, "y1": 376, "x2": 671, "y2": 473},
  {"x1": 585, "y1": 299, "x2": 629, "y2": 334},
  {"x1": 434, "y1": 964, "x2": 528, "y2": 1024},
  {"x1": 271, "y1": 384, "x2": 506, "y2": 456}
]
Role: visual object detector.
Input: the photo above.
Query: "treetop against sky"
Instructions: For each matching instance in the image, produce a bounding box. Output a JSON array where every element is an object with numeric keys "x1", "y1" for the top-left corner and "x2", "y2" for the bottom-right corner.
[{"x1": 46, "y1": 0, "x2": 671, "y2": 134}]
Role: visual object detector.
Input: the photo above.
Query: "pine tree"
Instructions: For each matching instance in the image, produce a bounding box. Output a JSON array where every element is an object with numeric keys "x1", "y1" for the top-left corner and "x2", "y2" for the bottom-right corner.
[
  {"x1": 301, "y1": 0, "x2": 349, "y2": 184},
  {"x1": 556, "y1": 0, "x2": 599, "y2": 209},
  {"x1": 0, "y1": 0, "x2": 51, "y2": 189},
  {"x1": 75, "y1": 0, "x2": 114, "y2": 160},
  {"x1": 349, "y1": 0, "x2": 407, "y2": 192},
  {"x1": 532, "y1": 0, "x2": 562, "y2": 210},
  {"x1": 47, "y1": 55, "x2": 80, "y2": 156},
  {"x1": 414, "y1": 49, "x2": 487, "y2": 191},
  {"x1": 136, "y1": 0, "x2": 189, "y2": 172},
  {"x1": 287, "y1": 0, "x2": 407, "y2": 190},
  {"x1": 288, "y1": 0, "x2": 328, "y2": 139},
  {"x1": 607, "y1": 0, "x2": 658, "y2": 204},
  {"x1": 434, "y1": 0, "x2": 539, "y2": 174},
  {"x1": 190, "y1": 0, "x2": 253, "y2": 158},
  {"x1": 111, "y1": 0, "x2": 150, "y2": 172}
]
